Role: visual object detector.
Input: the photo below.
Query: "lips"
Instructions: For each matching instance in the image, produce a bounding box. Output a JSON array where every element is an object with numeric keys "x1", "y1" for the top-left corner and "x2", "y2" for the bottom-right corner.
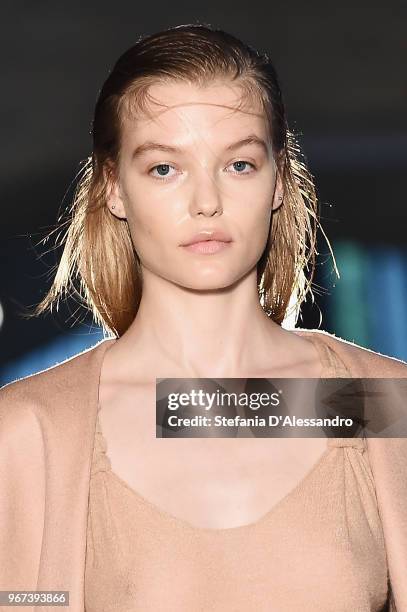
[
  {"x1": 182, "y1": 240, "x2": 231, "y2": 255},
  {"x1": 180, "y1": 230, "x2": 232, "y2": 246}
]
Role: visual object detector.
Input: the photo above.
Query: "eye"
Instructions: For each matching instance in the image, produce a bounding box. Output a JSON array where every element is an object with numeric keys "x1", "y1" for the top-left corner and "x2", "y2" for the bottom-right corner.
[
  {"x1": 225, "y1": 160, "x2": 256, "y2": 175},
  {"x1": 148, "y1": 160, "x2": 256, "y2": 181},
  {"x1": 148, "y1": 163, "x2": 178, "y2": 180}
]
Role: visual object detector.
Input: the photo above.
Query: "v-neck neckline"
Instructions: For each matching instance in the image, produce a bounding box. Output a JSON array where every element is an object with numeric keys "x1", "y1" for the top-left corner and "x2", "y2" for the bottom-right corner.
[
  {"x1": 89, "y1": 329, "x2": 354, "y2": 535},
  {"x1": 93, "y1": 413, "x2": 334, "y2": 535}
]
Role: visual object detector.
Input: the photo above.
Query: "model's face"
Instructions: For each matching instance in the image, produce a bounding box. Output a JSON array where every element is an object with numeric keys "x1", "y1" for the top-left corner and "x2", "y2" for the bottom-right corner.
[{"x1": 108, "y1": 80, "x2": 283, "y2": 290}]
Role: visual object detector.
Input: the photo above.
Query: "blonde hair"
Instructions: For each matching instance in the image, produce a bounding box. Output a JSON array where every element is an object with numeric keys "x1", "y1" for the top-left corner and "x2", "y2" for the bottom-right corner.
[{"x1": 28, "y1": 23, "x2": 337, "y2": 337}]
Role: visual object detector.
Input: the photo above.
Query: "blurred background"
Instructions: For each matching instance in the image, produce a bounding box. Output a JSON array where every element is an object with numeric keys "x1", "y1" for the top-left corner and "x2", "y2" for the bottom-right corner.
[{"x1": 1, "y1": 1, "x2": 406, "y2": 385}]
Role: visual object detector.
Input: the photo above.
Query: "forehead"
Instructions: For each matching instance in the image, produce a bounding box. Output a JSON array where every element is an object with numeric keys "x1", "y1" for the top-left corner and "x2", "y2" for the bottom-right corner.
[{"x1": 120, "y1": 80, "x2": 269, "y2": 148}]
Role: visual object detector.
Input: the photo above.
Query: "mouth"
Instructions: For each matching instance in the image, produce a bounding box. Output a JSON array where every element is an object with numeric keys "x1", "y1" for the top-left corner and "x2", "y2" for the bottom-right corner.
[{"x1": 181, "y1": 240, "x2": 232, "y2": 255}]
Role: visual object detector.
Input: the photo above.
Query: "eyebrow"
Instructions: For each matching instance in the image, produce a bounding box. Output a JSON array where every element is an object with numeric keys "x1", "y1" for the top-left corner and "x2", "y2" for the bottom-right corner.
[{"x1": 131, "y1": 134, "x2": 270, "y2": 160}]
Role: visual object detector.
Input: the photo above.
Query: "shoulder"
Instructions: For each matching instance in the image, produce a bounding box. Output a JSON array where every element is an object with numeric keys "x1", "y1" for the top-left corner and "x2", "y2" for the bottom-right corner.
[
  {"x1": 294, "y1": 327, "x2": 407, "y2": 377},
  {"x1": 0, "y1": 338, "x2": 114, "y2": 422}
]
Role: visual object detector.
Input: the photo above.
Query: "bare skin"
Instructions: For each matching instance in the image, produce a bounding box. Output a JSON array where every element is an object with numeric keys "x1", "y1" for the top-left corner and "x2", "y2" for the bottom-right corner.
[{"x1": 99, "y1": 80, "x2": 329, "y2": 530}]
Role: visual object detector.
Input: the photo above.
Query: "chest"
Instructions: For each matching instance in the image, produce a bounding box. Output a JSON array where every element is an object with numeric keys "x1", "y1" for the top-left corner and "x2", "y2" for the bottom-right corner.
[{"x1": 97, "y1": 382, "x2": 329, "y2": 529}]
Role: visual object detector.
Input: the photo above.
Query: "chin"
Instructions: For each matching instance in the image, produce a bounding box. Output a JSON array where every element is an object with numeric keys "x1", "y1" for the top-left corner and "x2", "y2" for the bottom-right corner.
[{"x1": 175, "y1": 274, "x2": 238, "y2": 292}]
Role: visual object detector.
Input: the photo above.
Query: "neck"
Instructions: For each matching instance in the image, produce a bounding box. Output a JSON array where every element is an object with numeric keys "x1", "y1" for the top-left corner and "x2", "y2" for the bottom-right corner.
[{"x1": 115, "y1": 268, "x2": 297, "y2": 378}]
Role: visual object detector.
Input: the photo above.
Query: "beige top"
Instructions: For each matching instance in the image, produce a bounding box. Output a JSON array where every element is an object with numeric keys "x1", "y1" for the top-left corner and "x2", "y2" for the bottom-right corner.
[{"x1": 84, "y1": 337, "x2": 390, "y2": 611}]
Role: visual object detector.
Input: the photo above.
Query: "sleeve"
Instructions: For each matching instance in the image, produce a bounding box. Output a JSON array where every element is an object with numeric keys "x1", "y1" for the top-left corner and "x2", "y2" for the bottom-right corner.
[
  {"x1": 366, "y1": 437, "x2": 407, "y2": 611},
  {"x1": 0, "y1": 388, "x2": 46, "y2": 593}
]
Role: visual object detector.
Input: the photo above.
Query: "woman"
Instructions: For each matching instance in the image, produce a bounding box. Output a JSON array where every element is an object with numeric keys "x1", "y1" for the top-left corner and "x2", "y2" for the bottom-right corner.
[{"x1": 1, "y1": 24, "x2": 406, "y2": 612}]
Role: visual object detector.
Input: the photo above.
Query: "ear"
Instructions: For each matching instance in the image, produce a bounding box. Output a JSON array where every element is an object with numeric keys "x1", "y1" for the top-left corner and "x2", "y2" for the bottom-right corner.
[
  {"x1": 272, "y1": 167, "x2": 284, "y2": 212},
  {"x1": 104, "y1": 163, "x2": 127, "y2": 220}
]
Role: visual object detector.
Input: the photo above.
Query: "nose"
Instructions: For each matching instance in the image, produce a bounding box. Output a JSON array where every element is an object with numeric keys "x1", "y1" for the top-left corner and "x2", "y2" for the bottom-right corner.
[{"x1": 188, "y1": 169, "x2": 223, "y2": 217}]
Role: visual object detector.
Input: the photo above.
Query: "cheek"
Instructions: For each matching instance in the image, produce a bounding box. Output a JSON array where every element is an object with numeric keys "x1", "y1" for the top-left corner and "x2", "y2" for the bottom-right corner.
[
  {"x1": 237, "y1": 186, "x2": 273, "y2": 234},
  {"x1": 131, "y1": 208, "x2": 159, "y2": 242},
  {"x1": 126, "y1": 190, "x2": 185, "y2": 247},
  {"x1": 122, "y1": 184, "x2": 162, "y2": 240}
]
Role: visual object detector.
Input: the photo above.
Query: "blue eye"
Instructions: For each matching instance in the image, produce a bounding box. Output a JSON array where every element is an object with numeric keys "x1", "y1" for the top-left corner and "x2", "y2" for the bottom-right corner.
[
  {"x1": 227, "y1": 160, "x2": 256, "y2": 174},
  {"x1": 148, "y1": 160, "x2": 256, "y2": 181},
  {"x1": 149, "y1": 163, "x2": 176, "y2": 179}
]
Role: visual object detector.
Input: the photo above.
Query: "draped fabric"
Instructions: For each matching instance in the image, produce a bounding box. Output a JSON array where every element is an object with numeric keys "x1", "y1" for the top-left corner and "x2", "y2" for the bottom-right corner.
[{"x1": 0, "y1": 330, "x2": 406, "y2": 611}]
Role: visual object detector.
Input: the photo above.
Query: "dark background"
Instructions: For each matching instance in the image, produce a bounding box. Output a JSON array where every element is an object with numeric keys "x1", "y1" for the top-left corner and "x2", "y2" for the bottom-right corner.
[{"x1": 1, "y1": 1, "x2": 406, "y2": 373}]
